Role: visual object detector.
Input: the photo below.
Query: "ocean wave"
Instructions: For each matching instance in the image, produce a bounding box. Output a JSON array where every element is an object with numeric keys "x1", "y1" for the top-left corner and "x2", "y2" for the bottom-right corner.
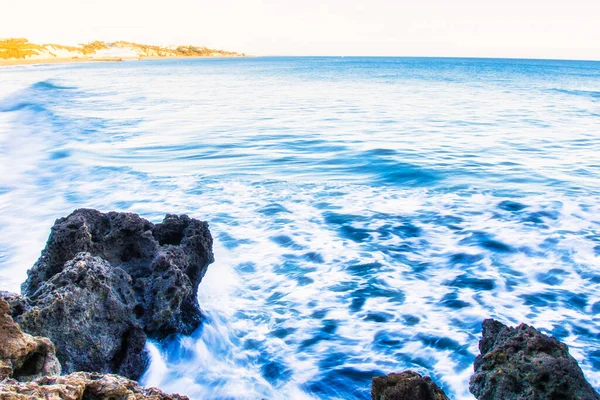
[
  {"x1": 1, "y1": 58, "x2": 600, "y2": 399},
  {"x1": 550, "y1": 88, "x2": 600, "y2": 99}
]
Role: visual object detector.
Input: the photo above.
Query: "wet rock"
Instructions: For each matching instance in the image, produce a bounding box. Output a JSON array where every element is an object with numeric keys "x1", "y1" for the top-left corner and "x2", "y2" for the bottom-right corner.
[
  {"x1": 469, "y1": 319, "x2": 600, "y2": 400},
  {"x1": 0, "y1": 371, "x2": 189, "y2": 399},
  {"x1": 6, "y1": 209, "x2": 214, "y2": 380},
  {"x1": 0, "y1": 298, "x2": 60, "y2": 382},
  {"x1": 372, "y1": 370, "x2": 449, "y2": 400}
]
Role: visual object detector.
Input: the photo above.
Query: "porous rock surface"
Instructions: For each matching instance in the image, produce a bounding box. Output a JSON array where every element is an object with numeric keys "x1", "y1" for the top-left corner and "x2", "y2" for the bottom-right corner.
[
  {"x1": 469, "y1": 318, "x2": 600, "y2": 400},
  {"x1": 3, "y1": 209, "x2": 214, "y2": 380},
  {"x1": 3, "y1": 254, "x2": 148, "y2": 379},
  {"x1": 0, "y1": 298, "x2": 60, "y2": 382},
  {"x1": 371, "y1": 370, "x2": 449, "y2": 400},
  {"x1": 0, "y1": 372, "x2": 189, "y2": 400},
  {"x1": 0, "y1": 299, "x2": 186, "y2": 399}
]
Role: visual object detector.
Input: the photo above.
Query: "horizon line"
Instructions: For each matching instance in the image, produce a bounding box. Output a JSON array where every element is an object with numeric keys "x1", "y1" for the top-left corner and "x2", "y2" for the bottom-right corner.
[{"x1": 250, "y1": 55, "x2": 600, "y2": 63}]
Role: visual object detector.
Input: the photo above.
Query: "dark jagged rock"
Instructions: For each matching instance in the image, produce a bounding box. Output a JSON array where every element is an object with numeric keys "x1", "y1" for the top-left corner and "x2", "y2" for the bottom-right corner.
[
  {"x1": 0, "y1": 298, "x2": 61, "y2": 382},
  {"x1": 371, "y1": 370, "x2": 449, "y2": 400},
  {"x1": 0, "y1": 279, "x2": 187, "y2": 399},
  {"x1": 22, "y1": 209, "x2": 214, "y2": 337},
  {"x1": 0, "y1": 372, "x2": 189, "y2": 400},
  {"x1": 469, "y1": 318, "x2": 600, "y2": 400},
  {"x1": 5, "y1": 209, "x2": 214, "y2": 380},
  {"x1": 8, "y1": 253, "x2": 148, "y2": 379},
  {"x1": 0, "y1": 292, "x2": 31, "y2": 318}
]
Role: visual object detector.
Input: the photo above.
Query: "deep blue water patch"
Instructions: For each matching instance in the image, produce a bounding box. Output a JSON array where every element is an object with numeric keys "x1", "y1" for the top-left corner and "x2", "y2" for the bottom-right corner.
[
  {"x1": 536, "y1": 268, "x2": 567, "y2": 286},
  {"x1": 364, "y1": 311, "x2": 395, "y2": 323},
  {"x1": 446, "y1": 274, "x2": 496, "y2": 291},
  {"x1": 271, "y1": 327, "x2": 297, "y2": 339},
  {"x1": 302, "y1": 367, "x2": 380, "y2": 399},
  {"x1": 449, "y1": 252, "x2": 485, "y2": 266},
  {"x1": 460, "y1": 231, "x2": 515, "y2": 253},
  {"x1": 235, "y1": 262, "x2": 257, "y2": 274},
  {"x1": 257, "y1": 203, "x2": 291, "y2": 216},
  {"x1": 402, "y1": 315, "x2": 421, "y2": 326},
  {"x1": 269, "y1": 235, "x2": 305, "y2": 250},
  {"x1": 218, "y1": 231, "x2": 254, "y2": 250},
  {"x1": 498, "y1": 200, "x2": 528, "y2": 212},
  {"x1": 440, "y1": 292, "x2": 471, "y2": 309}
]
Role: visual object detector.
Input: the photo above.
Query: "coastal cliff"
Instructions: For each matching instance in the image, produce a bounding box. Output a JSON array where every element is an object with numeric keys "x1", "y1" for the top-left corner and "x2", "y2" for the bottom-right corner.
[{"x1": 0, "y1": 38, "x2": 245, "y2": 64}]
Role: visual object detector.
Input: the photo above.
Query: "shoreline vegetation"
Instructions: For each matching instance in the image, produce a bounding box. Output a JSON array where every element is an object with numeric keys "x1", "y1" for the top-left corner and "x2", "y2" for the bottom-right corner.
[{"x1": 0, "y1": 38, "x2": 246, "y2": 66}]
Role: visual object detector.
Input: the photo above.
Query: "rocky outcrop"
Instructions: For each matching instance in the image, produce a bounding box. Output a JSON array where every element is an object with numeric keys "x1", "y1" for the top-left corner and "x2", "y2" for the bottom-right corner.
[
  {"x1": 372, "y1": 319, "x2": 600, "y2": 400},
  {"x1": 4, "y1": 254, "x2": 148, "y2": 379},
  {"x1": 469, "y1": 319, "x2": 600, "y2": 400},
  {"x1": 0, "y1": 298, "x2": 60, "y2": 382},
  {"x1": 4, "y1": 209, "x2": 214, "y2": 380},
  {"x1": 371, "y1": 370, "x2": 449, "y2": 400},
  {"x1": 0, "y1": 372, "x2": 189, "y2": 400},
  {"x1": 21, "y1": 209, "x2": 214, "y2": 337},
  {"x1": 0, "y1": 299, "x2": 186, "y2": 399}
]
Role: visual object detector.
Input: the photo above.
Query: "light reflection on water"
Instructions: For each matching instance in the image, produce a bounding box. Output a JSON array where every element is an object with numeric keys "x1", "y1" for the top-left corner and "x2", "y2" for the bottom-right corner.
[{"x1": 0, "y1": 57, "x2": 599, "y2": 399}]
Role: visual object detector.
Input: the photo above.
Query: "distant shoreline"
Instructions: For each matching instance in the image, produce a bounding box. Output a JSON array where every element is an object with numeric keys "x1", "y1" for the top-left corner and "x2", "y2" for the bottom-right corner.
[
  {"x1": 0, "y1": 55, "x2": 247, "y2": 67},
  {"x1": 0, "y1": 38, "x2": 246, "y2": 67},
  {"x1": 3, "y1": 55, "x2": 597, "y2": 68}
]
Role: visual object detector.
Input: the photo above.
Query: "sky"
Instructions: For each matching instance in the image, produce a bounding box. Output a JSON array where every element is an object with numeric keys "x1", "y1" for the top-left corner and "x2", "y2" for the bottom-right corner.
[{"x1": 1, "y1": 0, "x2": 599, "y2": 60}]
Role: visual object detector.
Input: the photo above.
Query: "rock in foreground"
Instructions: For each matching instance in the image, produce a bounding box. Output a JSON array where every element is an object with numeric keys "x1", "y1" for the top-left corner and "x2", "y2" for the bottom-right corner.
[
  {"x1": 6, "y1": 209, "x2": 214, "y2": 380},
  {"x1": 0, "y1": 371, "x2": 188, "y2": 400},
  {"x1": 371, "y1": 370, "x2": 449, "y2": 400},
  {"x1": 469, "y1": 319, "x2": 600, "y2": 400},
  {"x1": 0, "y1": 271, "x2": 187, "y2": 400},
  {"x1": 0, "y1": 298, "x2": 60, "y2": 382},
  {"x1": 3, "y1": 254, "x2": 148, "y2": 379}
]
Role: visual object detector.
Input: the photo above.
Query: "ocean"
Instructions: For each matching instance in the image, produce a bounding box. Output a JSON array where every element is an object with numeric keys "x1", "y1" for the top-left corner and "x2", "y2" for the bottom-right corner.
[{"x1": 0, "y1": 56, "x2": 599, "y2": 399}]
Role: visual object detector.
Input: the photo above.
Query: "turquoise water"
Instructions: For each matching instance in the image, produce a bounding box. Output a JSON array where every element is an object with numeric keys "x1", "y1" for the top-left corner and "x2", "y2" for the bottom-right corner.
[{"x1": 0, "y1": 57, "x2": 599, "y2": 399}]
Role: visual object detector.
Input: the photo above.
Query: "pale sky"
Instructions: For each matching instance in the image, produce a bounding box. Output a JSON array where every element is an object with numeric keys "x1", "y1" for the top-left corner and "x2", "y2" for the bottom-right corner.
[{"x1": 2, "y1": 0, "x2": 599, "y2": 60}]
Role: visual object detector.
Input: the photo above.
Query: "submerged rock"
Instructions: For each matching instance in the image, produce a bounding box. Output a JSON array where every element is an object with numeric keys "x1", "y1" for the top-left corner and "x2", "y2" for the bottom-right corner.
[
  {"x1": 469, "y1": 319, "x2": 600, "y2": 400},
  {"x1": 0, "y1": 298, "x2": 60, "y2": 382},
  {"x1": 0, "y1": 371, "x2": 189, "y2": 399},
  {"x1": 5, "y1": 209, "x2": 214, "y2": 380},
  {"x1": 371, "y1": 370, "x2": 449, "y2": 400}
]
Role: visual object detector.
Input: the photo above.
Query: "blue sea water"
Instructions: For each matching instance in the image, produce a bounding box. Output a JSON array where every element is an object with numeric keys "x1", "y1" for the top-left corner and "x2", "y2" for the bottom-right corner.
[{"x1": 0, "y1": 57, "x2": 599, "y2": 399}]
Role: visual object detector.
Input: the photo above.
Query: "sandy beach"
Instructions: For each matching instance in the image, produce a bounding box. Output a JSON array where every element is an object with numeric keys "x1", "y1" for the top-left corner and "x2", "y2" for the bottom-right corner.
[
  {"x1": 0, "y1": 57, "x2": 123, "y2": 67},
  {"x1": 0, "y1": 55, "x2": 247, "y2": 67}
]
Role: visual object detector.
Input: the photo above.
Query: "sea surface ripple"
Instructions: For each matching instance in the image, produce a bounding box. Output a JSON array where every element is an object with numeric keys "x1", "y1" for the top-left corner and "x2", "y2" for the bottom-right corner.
[{"x1": 0, "y1": 57, "x2": 599, "y2": 399}]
